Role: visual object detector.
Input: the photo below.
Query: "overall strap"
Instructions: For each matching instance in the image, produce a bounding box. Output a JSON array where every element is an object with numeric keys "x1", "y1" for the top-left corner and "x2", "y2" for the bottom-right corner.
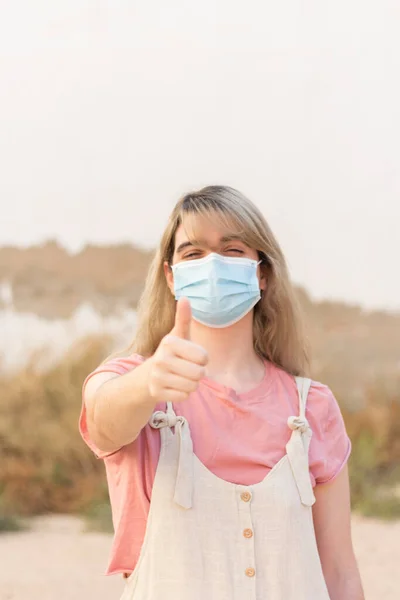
[
  {"x1": 295, "y1": 376, "x2": 312, "y2": 420},
  {"x1": 149, "y1": 403, "x2": 193, "y2": 510},
  {"x1": 150, "y1": 402, "x2": 179, "y2": 428},
  {"x1": 286, "y1": 377, "x2": 316, "y2": 507},
  {"x1": 166, "y1": 401, "x2": 177, "y2": 421}
]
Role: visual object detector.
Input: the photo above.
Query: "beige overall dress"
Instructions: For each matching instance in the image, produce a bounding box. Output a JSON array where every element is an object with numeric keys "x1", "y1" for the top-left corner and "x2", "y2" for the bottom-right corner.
[{"x1": 120, "y1": 377, "x2": 331, "y2": 600}]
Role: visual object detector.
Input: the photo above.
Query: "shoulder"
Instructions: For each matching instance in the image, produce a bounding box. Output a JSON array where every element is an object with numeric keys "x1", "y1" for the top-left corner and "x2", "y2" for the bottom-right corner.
[
  {"x1": 305, "y1": 380, "x2": 351, "y2": 485},
  {"x1": 305, "y1": 380, "x2": 349, "y2": 454},
  {"x1": 83, "y1": 352, "x2": 146, "y2": 390},
  {"x1": 82, "y1": 353, "x2": 149, "y2": 410},
  {"x1": 269, "y1": 363, "x2": 341, "y2": 429},
  {"x1": 258, "y1": 364, "x2": 351, "y2": 485},
  {"x1": 95, "y1": 352, "x2": 146, "y2": 375},
  {"x1": 307, "y1": 379, "x2": 338, "y2": 422}
]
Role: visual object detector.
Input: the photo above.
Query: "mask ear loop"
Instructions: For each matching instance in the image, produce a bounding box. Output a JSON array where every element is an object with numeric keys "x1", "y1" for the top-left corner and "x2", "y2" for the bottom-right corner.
[{"x1": 257, "y1": 258, "x2": 265, "y2": 297}]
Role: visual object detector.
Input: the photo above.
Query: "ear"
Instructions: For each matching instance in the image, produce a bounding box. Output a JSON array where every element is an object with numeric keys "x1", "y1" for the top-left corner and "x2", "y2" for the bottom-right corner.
[
  {"x1": 164, "y1": 261, "x2": 175, "y2": 295},
  {"x1": 258, "y1": 262, "x2": 267, "y2": 292}
]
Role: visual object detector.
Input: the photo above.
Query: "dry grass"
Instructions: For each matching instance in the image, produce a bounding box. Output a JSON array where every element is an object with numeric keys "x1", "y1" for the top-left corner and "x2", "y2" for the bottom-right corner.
[
  {"x1": 0, "y1": 514, "x2": 23, "y2": 532},
  {"x1": 0, "y1": 278, "x2": 399, "y2": 523},
  {"x1": 0, "y1": 336, "x2": 112, "y2": 517},
  {"x1": 305, "y1": 295, "x2": 400, "y2": 518}
]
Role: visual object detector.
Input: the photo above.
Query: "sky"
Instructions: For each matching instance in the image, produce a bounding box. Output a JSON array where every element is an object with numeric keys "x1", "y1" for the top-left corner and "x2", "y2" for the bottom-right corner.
[{"x1": 1, "y1": 1, "x2": 399, "y2": 311}]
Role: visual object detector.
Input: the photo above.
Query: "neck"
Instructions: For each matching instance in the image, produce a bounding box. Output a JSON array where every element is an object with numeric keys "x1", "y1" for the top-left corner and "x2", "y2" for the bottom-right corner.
[{"x1": 189, "y1": 311, "x2": 265, "y2": 388}]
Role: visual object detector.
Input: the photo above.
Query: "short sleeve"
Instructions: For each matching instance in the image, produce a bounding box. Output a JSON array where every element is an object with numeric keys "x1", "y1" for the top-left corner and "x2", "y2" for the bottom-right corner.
[
  {"x1": 78, "y1": 353, "x2": 145, "y2": 459},
  {"x1": 307, "y1": 382, "x2": 352, "y2": 486}
]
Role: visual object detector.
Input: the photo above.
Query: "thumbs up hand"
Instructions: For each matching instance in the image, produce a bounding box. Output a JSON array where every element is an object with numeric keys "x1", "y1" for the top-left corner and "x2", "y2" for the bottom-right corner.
[
  {"x1": 170, "y1": 296, "x2": 192, "y2": 340},
  {"x1": 147, "y1": 298, "x2": 209, "y2": 403}
]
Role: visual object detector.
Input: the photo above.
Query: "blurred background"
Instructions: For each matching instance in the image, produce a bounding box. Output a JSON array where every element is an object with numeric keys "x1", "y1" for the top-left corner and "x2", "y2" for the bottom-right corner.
[{"x1": 0, "y1": 1, "x2": 399, "y2": 599}]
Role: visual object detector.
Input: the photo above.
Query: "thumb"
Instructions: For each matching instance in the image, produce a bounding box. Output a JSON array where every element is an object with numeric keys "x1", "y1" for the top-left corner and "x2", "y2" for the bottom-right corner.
[{"x1": 171, "y1": 297, "x2": 192, "y2": 340}]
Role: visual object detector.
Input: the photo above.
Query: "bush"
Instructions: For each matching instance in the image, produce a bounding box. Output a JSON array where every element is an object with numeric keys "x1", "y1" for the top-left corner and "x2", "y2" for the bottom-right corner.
[
  {"x1": 0, "y1": 335, "x2": 112, "y2": 516},
  {"x1": 342, "y1": 382, "x2": 400, "y2": 519},
  {"x1": 0, "y1": 330, "x2": 399, "y2": 523}
]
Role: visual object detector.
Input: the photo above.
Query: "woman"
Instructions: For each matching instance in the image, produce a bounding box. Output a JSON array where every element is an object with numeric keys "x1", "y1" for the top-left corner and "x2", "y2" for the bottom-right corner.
[{"x1": 80, "y1": 186, "x2": 364, "y2": 599}]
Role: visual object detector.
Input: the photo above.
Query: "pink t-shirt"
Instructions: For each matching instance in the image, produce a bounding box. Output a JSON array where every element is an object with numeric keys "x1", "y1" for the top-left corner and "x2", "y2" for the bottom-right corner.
[{"x1": 79, "y1": 354, "x2": 351, "y2": 576}]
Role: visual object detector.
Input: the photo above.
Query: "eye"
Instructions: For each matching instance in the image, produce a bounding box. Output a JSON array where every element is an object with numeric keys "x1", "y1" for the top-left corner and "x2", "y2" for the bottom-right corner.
[
  {"x1": 184, "y1": 251, "x2": 202, "y2": 259},
  {"x1": 226, "y1": 248, "x2": 244, "y2": 254}
]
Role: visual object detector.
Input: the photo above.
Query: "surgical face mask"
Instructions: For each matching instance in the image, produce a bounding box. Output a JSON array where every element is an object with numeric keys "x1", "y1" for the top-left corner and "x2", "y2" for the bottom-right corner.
[{"x1": 171, "y1": 252, "x2": 262, "y2": 328}]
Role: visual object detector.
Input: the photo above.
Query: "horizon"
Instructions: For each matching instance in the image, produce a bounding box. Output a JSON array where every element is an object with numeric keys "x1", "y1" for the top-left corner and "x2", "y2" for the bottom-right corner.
[{"x1": 1, "y1": 238, "x2": 399, "y2": 316}]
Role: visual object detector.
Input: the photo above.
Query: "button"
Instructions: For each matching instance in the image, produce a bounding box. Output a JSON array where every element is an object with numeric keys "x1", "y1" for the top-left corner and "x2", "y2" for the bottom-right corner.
[
  {"x1": 243, "y1": 528, "x2": 253, "y2": 539},
  {"x1": 240, "y1": 491, "x2": 252, "y2": 502},
  {"x1": 245, "y1": 567, "x2": 256, "y2": 578}
]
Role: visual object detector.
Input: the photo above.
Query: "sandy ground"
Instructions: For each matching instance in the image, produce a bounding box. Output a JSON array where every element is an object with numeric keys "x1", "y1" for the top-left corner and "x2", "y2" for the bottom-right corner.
[{"x1": 0, "y1": 514, "x2": 398, "y2": 599}]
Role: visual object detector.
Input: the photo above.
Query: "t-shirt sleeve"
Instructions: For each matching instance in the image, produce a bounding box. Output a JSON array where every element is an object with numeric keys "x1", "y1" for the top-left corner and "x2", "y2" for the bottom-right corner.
[
  {"x1": 79, "y1": 353, "x2": 145, "y2": 459},
  {"x1": 307, "y1": 381, "x2": 352, "y2": 486}
]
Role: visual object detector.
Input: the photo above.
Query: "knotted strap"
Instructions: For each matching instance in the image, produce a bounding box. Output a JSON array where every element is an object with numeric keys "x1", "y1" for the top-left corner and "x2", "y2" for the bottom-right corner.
[
  {"x1": 149, "y1": 405, "x2": 194, "y2": 510},
  {"x1": 286, "y1": 377, "x2": 316, "y2": 507}
]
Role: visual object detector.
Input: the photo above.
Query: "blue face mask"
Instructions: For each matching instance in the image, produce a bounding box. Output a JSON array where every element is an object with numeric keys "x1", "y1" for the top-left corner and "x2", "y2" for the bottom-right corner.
[{"x1": 171, "y1": 252, "x2": 262, "y2": 328}]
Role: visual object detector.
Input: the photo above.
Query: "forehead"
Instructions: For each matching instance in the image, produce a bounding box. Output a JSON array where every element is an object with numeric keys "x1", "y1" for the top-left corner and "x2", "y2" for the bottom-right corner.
[{"x1": 174, "y1": 213, "x2": 246, "y2": 251}]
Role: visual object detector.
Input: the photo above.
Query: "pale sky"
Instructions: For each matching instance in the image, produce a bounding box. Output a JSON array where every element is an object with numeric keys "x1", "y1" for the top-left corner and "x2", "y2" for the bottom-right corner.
[{"x1": 1, "y1": 1, "x2": 399, "y2": 311}]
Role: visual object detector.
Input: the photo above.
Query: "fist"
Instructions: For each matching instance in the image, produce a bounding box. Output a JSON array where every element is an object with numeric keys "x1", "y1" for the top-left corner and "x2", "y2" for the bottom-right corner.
[{"x1": 148, "y1": 298, "x2": 209, "y2": 403}]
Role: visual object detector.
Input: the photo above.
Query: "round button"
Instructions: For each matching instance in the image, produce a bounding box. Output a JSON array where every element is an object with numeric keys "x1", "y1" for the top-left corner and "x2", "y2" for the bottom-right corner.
[
  {"x1": 245, "y1": 567, "x2": 256, "y2": 578},
  {"x1": 240, "y1": 491, "x2": 252, "y2": 502},
  {"x1": 243, "y1": 528, "x2": 253, "y2": 539}
]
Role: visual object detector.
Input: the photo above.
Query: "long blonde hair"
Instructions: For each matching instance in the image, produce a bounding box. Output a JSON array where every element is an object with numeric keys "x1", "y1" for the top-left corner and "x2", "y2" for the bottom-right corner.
[{"x1": 130, "y1": 185, "x2": 309, "y2": 376}]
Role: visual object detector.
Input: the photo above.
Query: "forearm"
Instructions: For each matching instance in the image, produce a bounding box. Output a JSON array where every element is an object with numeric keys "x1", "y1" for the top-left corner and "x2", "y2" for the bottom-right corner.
[
  {"x1": 325, "y1": 567, "x2": 365, "y2": 600},
  {"x1": 90, "y1": 358, "x2": 156, "y2": 450}
]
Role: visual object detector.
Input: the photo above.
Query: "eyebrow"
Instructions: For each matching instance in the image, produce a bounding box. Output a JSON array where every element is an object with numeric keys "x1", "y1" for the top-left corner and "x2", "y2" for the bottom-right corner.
[{"x1": 175, "y1": 234, "x2": 246, "y2": 255}]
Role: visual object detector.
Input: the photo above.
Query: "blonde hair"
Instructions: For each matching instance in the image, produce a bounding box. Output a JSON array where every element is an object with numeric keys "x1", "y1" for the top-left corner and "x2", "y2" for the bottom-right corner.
[{"x1": 130, "y1": 185, "x2": 309, "y2": 376}]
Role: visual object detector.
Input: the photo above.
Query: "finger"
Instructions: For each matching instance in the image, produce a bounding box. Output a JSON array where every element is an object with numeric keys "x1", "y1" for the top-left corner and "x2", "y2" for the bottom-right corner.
[
  {"x1": 171, "y1": 297, "x2": 192, "y2": 340},
  {"x1": 167, "y1": 356, "x2": 206, "y2": 381},
  {"x1": 162, "y1": 389, "x2": 190, "y2": 403},
  {"x1": 165, "y1": 336, "x2": 208, "y2": 366},
  {"x1": 162, "y1": 373, "x2": 199, "y2": 394}
]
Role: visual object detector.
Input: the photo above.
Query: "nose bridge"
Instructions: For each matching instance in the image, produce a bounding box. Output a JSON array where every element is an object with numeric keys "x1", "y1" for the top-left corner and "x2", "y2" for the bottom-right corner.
[
  {"x1": 209, "y1": 242, "x2": 223, "y2": 253},
  {"x1": 208, "y1": 254, "x2": 221, "y2": 291},
  {"x1": 202, "y1": 245, "x2": 222, "y2": 256}
]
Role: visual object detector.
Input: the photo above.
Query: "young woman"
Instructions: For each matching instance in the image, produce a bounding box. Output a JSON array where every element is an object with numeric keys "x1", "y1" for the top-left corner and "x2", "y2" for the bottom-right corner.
[{"x1": 80, "y1": 186, "x2": 364, "y2": 599}]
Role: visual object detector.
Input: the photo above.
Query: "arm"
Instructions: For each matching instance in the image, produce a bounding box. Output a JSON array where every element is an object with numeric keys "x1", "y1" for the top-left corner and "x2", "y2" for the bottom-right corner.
[
  {"x1": 84, "y1": 359, "x2": 157, "y2": 453},
  {"x1": 84, "y1": 298, "x2": 208, "y2": 454},
  {"x1": 313, "y1": 465, "x2": 364, "y2": 600}
]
